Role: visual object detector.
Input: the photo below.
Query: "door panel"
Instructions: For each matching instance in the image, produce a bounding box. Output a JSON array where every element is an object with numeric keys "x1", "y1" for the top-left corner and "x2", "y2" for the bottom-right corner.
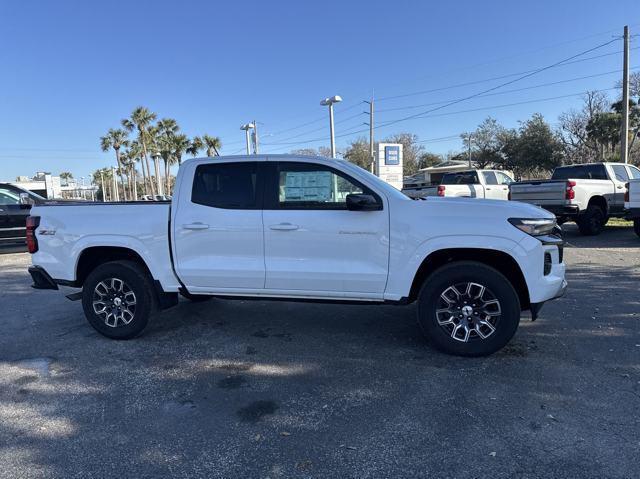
[
  {"x1": 609, "y1": 165, "x2": 629, "y2": 212},
  {"x1": 0, "y1": 187, "x2": 27, "y2": 242},
  {"x1": 263, "y1": 162, "x2": 389, "y2": 295},
  {"x1": 173, "y1": 161, "x2": 265, "y2": 290}
]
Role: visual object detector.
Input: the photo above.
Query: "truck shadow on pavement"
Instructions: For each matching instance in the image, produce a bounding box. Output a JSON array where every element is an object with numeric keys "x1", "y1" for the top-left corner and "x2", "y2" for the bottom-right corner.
[
  {"x1": 562, "y1": 223, "x2": 638, "y2": 249},
  {"x1": 1, "y1": 254, "x2": 639, "y2": 477}
]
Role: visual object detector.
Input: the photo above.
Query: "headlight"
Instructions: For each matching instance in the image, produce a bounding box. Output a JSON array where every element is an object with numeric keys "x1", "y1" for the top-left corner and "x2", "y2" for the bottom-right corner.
[{"x1": 508, "y1": 217, "x2": 556, "y2": 236}]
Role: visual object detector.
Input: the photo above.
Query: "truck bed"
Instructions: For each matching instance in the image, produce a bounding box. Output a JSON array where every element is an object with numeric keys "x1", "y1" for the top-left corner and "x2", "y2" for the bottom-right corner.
[
  {"x1": 509, "y1": 180, "x2": 568, "y2": 206},
  {"x1": 29, "y1": 202, "x2": 178, "y2": 290}
]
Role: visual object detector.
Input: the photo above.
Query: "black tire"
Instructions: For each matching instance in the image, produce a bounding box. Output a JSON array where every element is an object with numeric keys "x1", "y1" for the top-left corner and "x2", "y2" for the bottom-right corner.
[
  {"x1": 576, "y1": 204, "x2": 605, "y2": 236},
  {"x1": 180, "y1": 290, "x2": 212, "y2": 302},
  {"x1": 634, "y1": 219, "x2": 640, "y2": 238},
  {"x1": 82, "y1": 260, "x2": 155, "y2": 339},
  {"x1": 417, "y1": 261, "x2": 521, "y2": 357},
  {"x1": 556, "y1": 217, "x2": 567, "y2": 226}
]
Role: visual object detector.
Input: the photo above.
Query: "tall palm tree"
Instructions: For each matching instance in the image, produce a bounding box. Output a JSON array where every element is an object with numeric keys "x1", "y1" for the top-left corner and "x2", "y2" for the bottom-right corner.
[
  {"x1": 155, "y1": 118, "x2": 182, "y2": 194},
  {"x1": 202, "y1": 134, "x2": 222, "y2": 156},
  {"x1": 126, "y1": 140, "x2": 145, "y2": 200},
  {"x1": 100, "y1": 128, "x2": 129, "y2": 201},
  {"x1": 122, "y1": 107, "x2": 157, "y2": 197}
]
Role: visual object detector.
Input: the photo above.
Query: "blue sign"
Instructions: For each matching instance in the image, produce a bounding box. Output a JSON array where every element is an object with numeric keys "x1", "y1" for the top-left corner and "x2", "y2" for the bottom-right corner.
[{"x1": 385, "y1": 145, "x2": 400, "y2": 165}]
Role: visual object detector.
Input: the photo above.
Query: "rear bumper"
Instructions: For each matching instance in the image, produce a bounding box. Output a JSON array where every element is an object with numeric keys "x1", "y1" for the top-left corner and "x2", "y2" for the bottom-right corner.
[
  {"x1": 28, "y1": 266, "x2": 58, "y2": 290},
  {"x1": 542, "y1": 204, "x2": 580, "y2": 217}
]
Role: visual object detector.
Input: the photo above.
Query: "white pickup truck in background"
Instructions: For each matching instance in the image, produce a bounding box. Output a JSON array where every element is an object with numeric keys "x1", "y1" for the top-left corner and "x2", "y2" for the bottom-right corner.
[
  {"x1": 27, "y1": 155, "x2": 566, "y2": 357},
  {"x1": 402, "y1": 169, "x2": 514, "y2": 200},
  {"x1": 509, "y1": 162, "x2": 640, "y2": 236},
  {"x1": 625, "y1": 179, "x2": 640, "y2": 238}
]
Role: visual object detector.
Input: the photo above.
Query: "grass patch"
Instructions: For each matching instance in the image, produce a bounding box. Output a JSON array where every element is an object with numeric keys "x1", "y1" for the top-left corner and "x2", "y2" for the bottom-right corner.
[{"x1": 607, "y1": 217, "x2": 633, "y2": 227}]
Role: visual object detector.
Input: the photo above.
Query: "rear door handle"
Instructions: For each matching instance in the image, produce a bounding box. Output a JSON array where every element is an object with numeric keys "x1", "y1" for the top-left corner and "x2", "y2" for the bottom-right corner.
[
  {"x1": 183, "y1": 222, "x2": 210, "y2": 230},
  {"x1": 616, "y1": 185, "x2": 624, "y2": 189},
  {"x1": 269, "y1": 223, "x2": 299, "y2": 231}
]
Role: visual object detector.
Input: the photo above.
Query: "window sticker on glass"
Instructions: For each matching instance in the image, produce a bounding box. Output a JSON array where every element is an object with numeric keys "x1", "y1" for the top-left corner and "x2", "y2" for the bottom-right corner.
[{"x1": 281, "y1": 171, "x2": 333, "y2": 202}]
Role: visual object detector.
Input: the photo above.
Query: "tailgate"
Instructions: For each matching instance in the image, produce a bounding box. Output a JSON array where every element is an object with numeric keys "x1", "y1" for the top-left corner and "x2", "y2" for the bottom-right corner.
[{"x1": 509, "y1": 181, "x2": 567, "y2": 205}]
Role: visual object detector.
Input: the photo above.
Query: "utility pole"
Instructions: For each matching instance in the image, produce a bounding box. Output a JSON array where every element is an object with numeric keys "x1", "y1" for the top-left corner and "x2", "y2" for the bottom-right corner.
[
  {"x1": 364, "y1": 98, "x2": 375, "y2": 174},
  {"x1": 253, "y1": 120, "x2": 259, "y2": 154},
  {"x1": 621, "y1": 25, "x2": 630, "y2": 164}
]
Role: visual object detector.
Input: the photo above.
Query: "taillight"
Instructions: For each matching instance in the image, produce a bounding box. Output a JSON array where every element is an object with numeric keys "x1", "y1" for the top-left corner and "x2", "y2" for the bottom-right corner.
[
  {"x1": 624, "y1": 182, "x2": 629, "y2": 203},
  {"x1": 437, "y1": 185, "x2": 446, "y2": 197},
  {"x1": 26, "y1": 216, "x2": 40, "y2": 253},
  {"x1": 565, "y1": 181, "x2": 576, "y2": 200}
]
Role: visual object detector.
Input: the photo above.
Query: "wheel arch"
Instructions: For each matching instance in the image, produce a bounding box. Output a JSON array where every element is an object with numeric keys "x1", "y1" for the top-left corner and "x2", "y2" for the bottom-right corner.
[
  {"x1": 407, "y1": 248, "x2": 530, "y2": 310},
  {"x1": 587, "y1": 195, "x2": 608, "y2": 214},
  {"x1": 75, "y1": 246, "x2": 153, "y2": 287}
]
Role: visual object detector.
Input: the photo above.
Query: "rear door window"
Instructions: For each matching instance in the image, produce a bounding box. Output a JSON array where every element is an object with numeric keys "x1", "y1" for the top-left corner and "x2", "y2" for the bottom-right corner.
[
  {"x1": 482, "y1": 171, "x2": 498, "y2": 185},
  {"x1": 611, "y1": 165, "x2": 629, "y2": 182},
  {"x1": 191, "y1": 162, "x2": 260, "y2": 209},
  {"x1": 628, "y1": 165, "x2": 640, "y2": 179}
]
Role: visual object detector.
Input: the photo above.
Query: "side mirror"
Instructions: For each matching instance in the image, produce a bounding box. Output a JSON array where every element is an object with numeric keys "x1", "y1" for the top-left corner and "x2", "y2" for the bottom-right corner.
[
  {"x1": 346, "y1": 193, "x2": 381, "y2": 211},
  {"x1": 19, "y1": 192, "x2": 35, "y2": 207}
]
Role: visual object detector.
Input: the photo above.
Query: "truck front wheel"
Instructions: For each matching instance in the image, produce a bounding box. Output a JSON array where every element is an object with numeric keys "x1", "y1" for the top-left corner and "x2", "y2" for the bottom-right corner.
[
  {"x1": 576, "y1": 204, "x2": 605, "y2": 235},
  {"x1": 417, "y1": 262, "x2": 521, "y2": 357},
  {"x1": 82, "y1": 260, "x2": 155, "y2": 339}
]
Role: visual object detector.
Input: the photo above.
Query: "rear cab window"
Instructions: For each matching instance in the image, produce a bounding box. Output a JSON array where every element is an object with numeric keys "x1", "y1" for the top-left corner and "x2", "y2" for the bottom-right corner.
[
  {"x1": 441, "y1": 171, "x2": 480, "y2": 185},
  {"x1": 551, "y1": 164, "x2": 608, "y2": 180},
  {"x1": 629, "y1": 165, "x2": 640, "y2": 179},
  {"x1": 611, "y1": 165, "x2": 629, "y2": 182},
  {"x1": 482, "y1": 171, "x2": 498, "y2": 185}
]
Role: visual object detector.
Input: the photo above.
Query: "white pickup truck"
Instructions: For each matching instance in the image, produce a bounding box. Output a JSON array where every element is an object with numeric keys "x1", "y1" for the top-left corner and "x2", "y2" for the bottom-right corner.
[
  {"x1": 402, "y1": 169, "x2": 514, "y2": 200},
  {"x1": 27, "y1": 155, "x2": 566, "y2": 356},
  {"x1": 509, "y1": 162, "x2": 640, "y2": 236},
  {"x1": 625, "y1": 179, "x2": 640, "y2": 238}
]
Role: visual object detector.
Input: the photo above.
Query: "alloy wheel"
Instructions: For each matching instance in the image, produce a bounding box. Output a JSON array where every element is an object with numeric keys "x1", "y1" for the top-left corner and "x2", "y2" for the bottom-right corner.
[{"x1": 92, "y1": 277, "x2": 137, "y2": 328}]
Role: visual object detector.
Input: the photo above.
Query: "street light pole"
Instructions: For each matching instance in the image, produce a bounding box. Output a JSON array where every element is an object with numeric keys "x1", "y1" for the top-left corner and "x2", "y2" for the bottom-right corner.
[
  {"x1": 240, "y1": 123, "x2": 255, "y2": 155},
  {"x1": 253, "y1": 120, "x2": 259, "y2": 154},
  {"x1": 320, "y1": 95, "x2": 342, "y2": 158}
]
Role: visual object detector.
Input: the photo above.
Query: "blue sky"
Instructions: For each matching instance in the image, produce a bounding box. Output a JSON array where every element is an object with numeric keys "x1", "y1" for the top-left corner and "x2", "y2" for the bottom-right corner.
[{"x1": 0, "y1": 0, "x2": 638, "y2": 180}]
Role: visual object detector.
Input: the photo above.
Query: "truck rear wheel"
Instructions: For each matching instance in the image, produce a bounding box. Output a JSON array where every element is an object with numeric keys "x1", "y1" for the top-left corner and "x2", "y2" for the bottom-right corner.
[
  {"x1": 82, "y1": 260, "x2": 155, "y2": 339},
  {"x1": 417, "y1": 261, "x2": 521, "y2": 357},
  {"x1": 576, "y1": 204, "x2": 605, "y2": 236},
  {"x1": 634, "y1": 219, "x2": 640, "y2": 238}
]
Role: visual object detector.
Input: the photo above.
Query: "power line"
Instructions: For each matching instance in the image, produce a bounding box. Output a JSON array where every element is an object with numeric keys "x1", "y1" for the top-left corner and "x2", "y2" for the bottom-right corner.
[{"x1": 376, "y1": 67, "x2": 638, "y2": 113}]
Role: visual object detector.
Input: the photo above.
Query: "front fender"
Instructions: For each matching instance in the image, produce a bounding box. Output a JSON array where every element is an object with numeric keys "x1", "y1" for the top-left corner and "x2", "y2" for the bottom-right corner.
[{"x1": 385, "y1": 234, "x2": 523, "y2": 301}]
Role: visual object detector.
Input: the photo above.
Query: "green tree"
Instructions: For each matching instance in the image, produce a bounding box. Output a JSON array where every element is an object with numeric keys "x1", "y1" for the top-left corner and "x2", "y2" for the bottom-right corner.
[
  {"x1": 122, "y1": 107, "x2": 157, "y2": 196},
  {"x1": 202, "y1": 134, "x2": 222, "y2": 156},
  {"x1": 100, "y1": 128, "x2": 129, "y2": 200},
  {"x1": 343, "y1": 137, "x2": 372, "y2": 170},
  {"x1": 502, "y1": 114, "x2": 563, "y2": 177},
  {"x1": 461, "y1": 117, "x2": 506, "y2": 168}
]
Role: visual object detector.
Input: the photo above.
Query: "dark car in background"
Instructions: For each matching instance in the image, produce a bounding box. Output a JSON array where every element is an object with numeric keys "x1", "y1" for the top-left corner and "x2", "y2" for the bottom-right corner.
[{"x1": 0, "y1": 183, "x2": 46, "y2": 246}]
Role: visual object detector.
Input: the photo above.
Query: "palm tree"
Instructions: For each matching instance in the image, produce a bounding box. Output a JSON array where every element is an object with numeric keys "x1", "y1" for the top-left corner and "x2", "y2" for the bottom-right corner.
[
  {"x1": 166, "y1": 134, "x2": 191, "y2": 194},
  {"x1": 100, "y1": 128, "x2": 129, "y2": 201},
  {"x1": 122, "y1": 107, "x2": 157, "y2": 197},
  {"x1": 59, "y1": 172, "x2": 73, "y2": 185},
  {"x1": 202, "y1": 134, "x2": 222, "y2": 156},
  {"x1": 187, "y1": 136, "x2": 203, "y2": 157}
]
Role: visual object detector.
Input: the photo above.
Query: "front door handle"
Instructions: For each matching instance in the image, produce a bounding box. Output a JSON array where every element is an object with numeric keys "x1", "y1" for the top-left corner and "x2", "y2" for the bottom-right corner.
[
  {"x1": 183, "y1": 222, "x2": 210, "y2": 230},
  {"x1": 616, "y1": 185, "x2": 624, "y2": 189},
  {"x1": 269, "y1": 223, "x2": 299, "y2": 231}
]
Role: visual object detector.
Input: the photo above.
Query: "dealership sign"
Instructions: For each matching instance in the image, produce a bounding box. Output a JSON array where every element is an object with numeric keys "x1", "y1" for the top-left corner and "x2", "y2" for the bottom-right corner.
[{"x1": 377, "y1": 143, "x2": 403, "y2": 190}]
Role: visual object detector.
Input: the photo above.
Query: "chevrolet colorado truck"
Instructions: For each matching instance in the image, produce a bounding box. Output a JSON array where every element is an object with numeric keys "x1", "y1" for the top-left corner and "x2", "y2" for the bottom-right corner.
[
  {"x1": 403, "y1": 169, "x2": 514, "y2": 200},
  {"x1": 27, "y1": 155, "x2": 566, "y2": 356},
  {"x1": 625, "y1": 179, "x2": 640, "y2": 238},
  {"x1": 509, "y1": 162, "x2": 640, "y2": 235}
]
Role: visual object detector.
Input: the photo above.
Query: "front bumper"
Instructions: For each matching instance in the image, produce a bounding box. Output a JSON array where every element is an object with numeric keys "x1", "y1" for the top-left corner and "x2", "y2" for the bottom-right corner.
[
  {"x1": 28, "y1": 266, "x2": 59, "y2": 290},
  {"x1": 530, "y1": 279, "x2": 567, "y2": 320}
]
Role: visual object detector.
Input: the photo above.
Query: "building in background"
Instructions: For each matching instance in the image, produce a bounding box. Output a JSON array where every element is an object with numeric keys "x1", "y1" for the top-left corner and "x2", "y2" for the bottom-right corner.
[{"x1": 8, "y1": 172, "x2": 96, "y2": 200}]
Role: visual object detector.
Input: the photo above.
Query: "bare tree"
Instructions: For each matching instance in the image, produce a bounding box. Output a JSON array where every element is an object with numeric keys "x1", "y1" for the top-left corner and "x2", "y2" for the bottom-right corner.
[{"x1": 557, "y1": 90, "x2": 608, "y2": 164}]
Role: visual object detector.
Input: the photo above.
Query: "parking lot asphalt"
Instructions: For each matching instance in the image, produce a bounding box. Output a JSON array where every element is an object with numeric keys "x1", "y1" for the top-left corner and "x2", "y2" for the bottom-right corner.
[{"x1": 1, "y1": 224, "x2": 639, "y2": 479}]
